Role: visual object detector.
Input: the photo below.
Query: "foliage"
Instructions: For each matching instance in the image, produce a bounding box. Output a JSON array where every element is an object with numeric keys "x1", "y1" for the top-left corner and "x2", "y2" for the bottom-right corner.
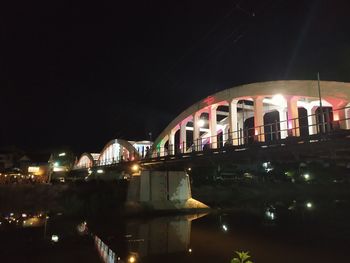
[{"x1": 231, "y1": 251, "x2": 253, "y2": 263}]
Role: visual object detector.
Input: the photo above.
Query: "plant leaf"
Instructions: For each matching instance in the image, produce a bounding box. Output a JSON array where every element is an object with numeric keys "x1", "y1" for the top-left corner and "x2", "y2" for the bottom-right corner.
[{"x1": 231, "y1": 258, "x2": 240, "y2": 263}]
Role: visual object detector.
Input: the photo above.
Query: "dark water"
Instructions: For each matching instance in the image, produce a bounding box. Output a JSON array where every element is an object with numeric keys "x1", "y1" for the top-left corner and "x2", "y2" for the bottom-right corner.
[{"x1": 1, "y1": 200, "x2": 349, "y2": 263}]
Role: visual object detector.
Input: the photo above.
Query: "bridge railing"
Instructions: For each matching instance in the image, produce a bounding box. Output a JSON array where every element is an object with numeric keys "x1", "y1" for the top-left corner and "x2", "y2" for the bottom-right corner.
[{"x1": 146, "y1": 106, "x2": 350, "y2": 159}]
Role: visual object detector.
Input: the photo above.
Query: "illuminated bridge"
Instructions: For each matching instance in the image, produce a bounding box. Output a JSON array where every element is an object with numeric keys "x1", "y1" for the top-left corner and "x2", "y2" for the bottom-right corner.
[{"x1": 75, "y1": 80, "x2": 350, "y2": 171}]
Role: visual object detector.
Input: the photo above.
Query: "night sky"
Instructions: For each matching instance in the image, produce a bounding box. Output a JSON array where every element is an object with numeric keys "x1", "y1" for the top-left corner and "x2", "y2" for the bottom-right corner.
[{"x1": 1, "y1": 0, "x2": 350, "y2": 154}]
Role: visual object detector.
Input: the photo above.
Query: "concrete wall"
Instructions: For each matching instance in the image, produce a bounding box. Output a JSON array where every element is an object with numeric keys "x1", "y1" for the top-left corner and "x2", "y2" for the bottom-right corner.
[
  {"x1": 140, "y1": 170, "x2": 191, "y2": 202},
  {"x1": 126, "y1": 170, "x2": 208, "y2": 211}
]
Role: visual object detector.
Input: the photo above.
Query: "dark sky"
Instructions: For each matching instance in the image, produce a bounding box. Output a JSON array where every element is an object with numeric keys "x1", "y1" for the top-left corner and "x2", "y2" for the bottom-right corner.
[{"x1": 1, "y1": 0, "x2": 350, "y2": 153}]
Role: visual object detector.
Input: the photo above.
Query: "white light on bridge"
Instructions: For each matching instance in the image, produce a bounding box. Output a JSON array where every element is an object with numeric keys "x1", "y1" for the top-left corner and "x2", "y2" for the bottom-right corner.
[
  {"x1": 97, "y1": 169, "x2": 104, "y2": 174},
  {"x1": 306, "y1": 202, "x2": 313, "y2": 208},
  {"x1": 58, "y1": 152, "x2": 66, "y2": 157},
  {"x1": 271, "y1": 94, "x2": 286, "y2": 106},
  {"x1": 222, "y1": 224, "x2": 228, "y2": 232},
  {"x1": 198, "y1": 119, "x2": 205, "y2": 127}
]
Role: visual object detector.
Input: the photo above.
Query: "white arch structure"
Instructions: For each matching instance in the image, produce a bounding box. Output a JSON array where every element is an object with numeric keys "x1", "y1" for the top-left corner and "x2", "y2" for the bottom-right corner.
[
  {"x1": 75, "y1": 139, "x2": 152, "y2": 169},
  {"x1": 151, "y1": 80, "x2": 350, "y2": 157},
  {"x1": 75, "y1": 152, "x2": 100, "y2": 169}
]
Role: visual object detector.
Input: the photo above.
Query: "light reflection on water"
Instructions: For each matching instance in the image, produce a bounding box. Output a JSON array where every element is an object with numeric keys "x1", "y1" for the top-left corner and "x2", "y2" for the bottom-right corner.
[
  {"x1": 93, "y1": 214, "x2": 207, "y2": 263},
  {"x1": 1, "y1": 201, "x2": 350, "y2": 263},
  {"x1": 0, "y1": 211, "x2": 47, "y2": 228}
]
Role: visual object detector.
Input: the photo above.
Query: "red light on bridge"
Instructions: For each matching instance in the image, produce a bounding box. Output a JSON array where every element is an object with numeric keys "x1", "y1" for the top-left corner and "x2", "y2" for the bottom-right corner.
[{"x1": 203, "y1": 96, "x2": 215, "y2": 105}]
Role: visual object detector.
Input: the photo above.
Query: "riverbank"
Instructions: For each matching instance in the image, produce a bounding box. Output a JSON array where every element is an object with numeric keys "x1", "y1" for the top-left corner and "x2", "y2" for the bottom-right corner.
[
  {"x1": 0, "y1": 181, "x2": 128, "y2": 217},
  {"x1": 1, "y1": 181, "x2": 349, "y2": 217},
  {"x1": 192, "y1": 182, "x2": 350, "y2": 209}
]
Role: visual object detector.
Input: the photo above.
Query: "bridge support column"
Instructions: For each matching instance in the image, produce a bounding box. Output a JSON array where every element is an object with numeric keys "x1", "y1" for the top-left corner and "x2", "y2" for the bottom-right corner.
[
  {"x1": 168, "y1": 131, "x2": 175, "y2": 155},
  {"x1": 209, "y1": 105, "x2": 218, "y2": 148},
  {"x1": 193, "y1": 112, "x2": 200, "y2": 151},
  {"x1": 306, "y1": 106, "x2": 317, "y2": 135},
  {"x1": 180, "y1": 122, "x2": 187, "y2": 153},
  {"x1": 335, "y1": 107, "x2": 349, "y2": 129},
  {"x1": 254, "y1": 96, "x2": 264, "y2": 142},
  {"x1": 126, "y1": 171, "x2": 209, "y2": 213},
  {"x1": 287, "y1": 97, "x2": 300, "y2": 136},
  {"x1": 158, "y1": 138, "x2": 167, "y2": 157},
  {"x1": 229, "y1": 100, "x2": 238, "y2": 145},
  {"x1": 278, "y1": 108, "x2": 288, "y2": 139},
  {"x1": 327, "y1": 100, "x2": 349, "y2": 130},
  {"x1": 345, "y1": 107, "x2": 350, "y2": 129},
  {"x1": 222, "y1": 125, "x2": 229, "y2": 145}
]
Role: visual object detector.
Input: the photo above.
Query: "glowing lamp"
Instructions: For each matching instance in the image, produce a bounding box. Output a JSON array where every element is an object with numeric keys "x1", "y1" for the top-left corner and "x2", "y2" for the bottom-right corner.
[
  {"x1": 271, "y1": 94, "x2": 285, "y2": 106},
  {"x1": 128, "y1": 255, "x2": 136, "y2": 263},
  {"x1": 198, "y1": 119, "x2": 205, "y2": 127},
  {"x1": 131, "y1": 164, "x2": 139, "y2": 172},
  {"x1": 333, "y1": 112, "x2": 339, "y2": 121},
  {"x1": 303, "y1": 174, "x2": 310, "y2": 180},
  {"x1": 51, "y1": 235, "x2": 59, "y2": 242},
  {"x1": 306, "y1": 202, "x2": 313, "y2": 208}
]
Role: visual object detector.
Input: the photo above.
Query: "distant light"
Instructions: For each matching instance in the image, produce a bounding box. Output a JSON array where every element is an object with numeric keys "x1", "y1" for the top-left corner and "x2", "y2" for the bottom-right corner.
[
  {"x1": 188, "y1": 248, "x2": 192, "y2": 253},
  {"x1": 53, "y1": 167, "x2": 65, "y2": 172},
  {"x1": 187, "y1": 167, "x2": 192, "y2": 171},
  {"x1": 28, "y1": 166, "x2": 40, "y2": 173},
  {"x1": 51, "y1": 235, "x2": 59, "y2": 242},
  {"x1": 222, "y1": 224, "x2": 228, "y2": 232},
  {"x1": 58, "y1": 152, "x2": 66, "y2": 157},
  {"x1": 265, "y1": 210, "x2": 275, "y2": 220},
  {"x1": 306, "y1": 202, "x2": 313, "y2": 208},
  {"x1": 303, "y1": 174, "x2": 310, "y2": 180},
  {"x1": 22, "y1": 213, "x2": 27, "y2": 218},
  {"x1": 97, "y1": 169, "x2": 104, "y2": 174},
  {"x1": 198, "y1": 119, "x2": 205, "y2": 127},
  {"x1": 128, "y1": 255, "x2": 136, "y2": 263},
  {"x1": 54, "y1": 162, "x2": 59, "y2": 167}
]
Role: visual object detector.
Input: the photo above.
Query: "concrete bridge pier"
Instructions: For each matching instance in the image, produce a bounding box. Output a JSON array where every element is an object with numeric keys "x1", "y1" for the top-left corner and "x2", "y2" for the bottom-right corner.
[{"x1": 126, "y1": 170, "x2": 209, "y2": 213}]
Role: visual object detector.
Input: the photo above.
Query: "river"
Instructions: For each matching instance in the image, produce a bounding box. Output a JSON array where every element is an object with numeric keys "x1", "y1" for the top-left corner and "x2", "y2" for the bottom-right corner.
[{"x1": 0, "y1": 199, "x2": 349, "y2": 262}]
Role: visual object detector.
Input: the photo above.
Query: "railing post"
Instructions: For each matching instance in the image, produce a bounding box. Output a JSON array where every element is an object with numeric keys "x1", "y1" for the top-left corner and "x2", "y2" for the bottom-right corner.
[
  {"x1": 239, "y1": 128, "x2": 242, "y2": 145},
  {"x1": 275, "y1": 120, "x2": 279, "y2": 140},
  {"x1": 325, "y1": 108, "x2": 331, "y2": 133}
]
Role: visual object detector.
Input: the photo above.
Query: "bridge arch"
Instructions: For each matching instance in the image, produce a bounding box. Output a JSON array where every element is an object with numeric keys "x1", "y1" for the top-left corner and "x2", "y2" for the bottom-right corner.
[
  {"x1": 76, "y1": 152, "x2": 100, "y2": 169},
  {"x1": 152, "y1": 80, "x2": 350, "y2": 157},
  {"x1": 97, "y1": 139, "x2": 140, "y2": 166}
]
